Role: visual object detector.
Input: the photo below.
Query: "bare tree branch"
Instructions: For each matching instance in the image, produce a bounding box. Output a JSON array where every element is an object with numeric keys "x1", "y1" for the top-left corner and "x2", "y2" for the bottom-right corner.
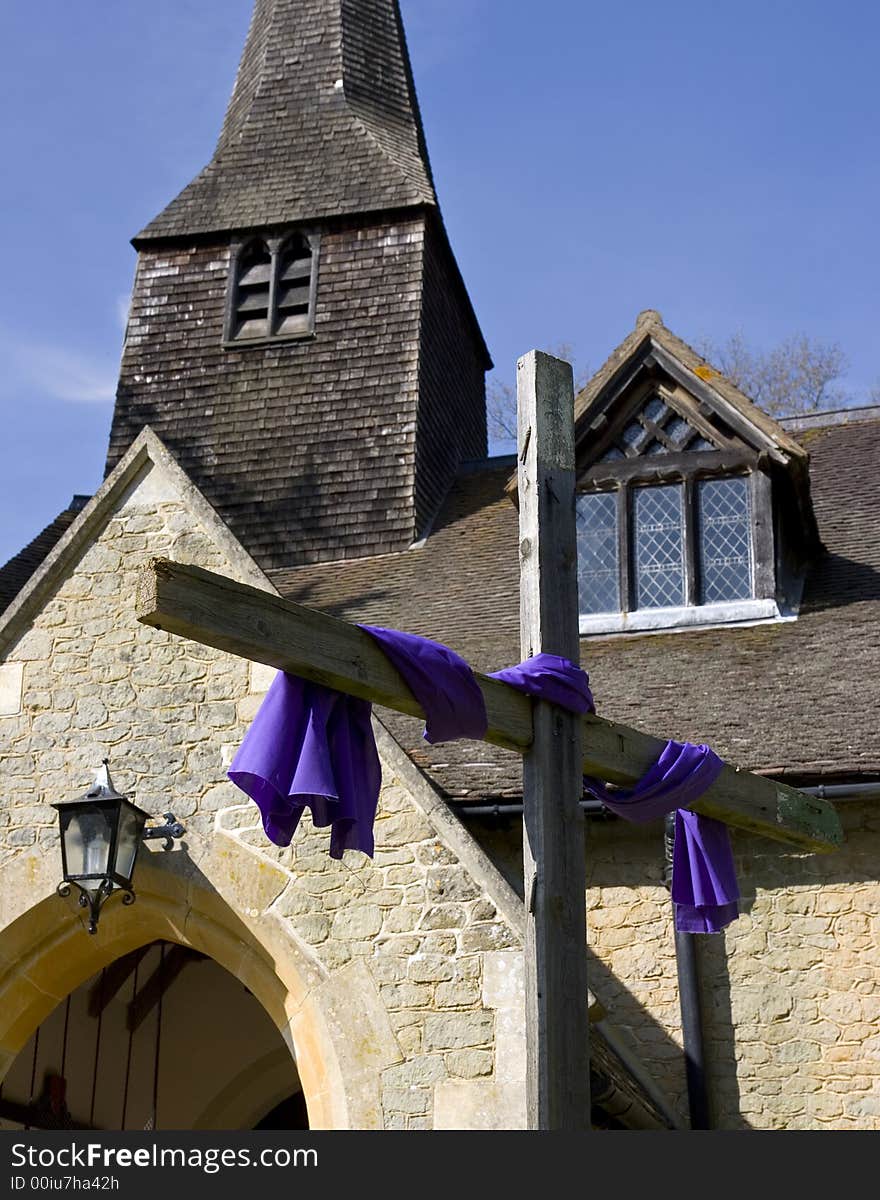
[{"x1": 697, "y1": 331, "x2": 850, "y2": 417}]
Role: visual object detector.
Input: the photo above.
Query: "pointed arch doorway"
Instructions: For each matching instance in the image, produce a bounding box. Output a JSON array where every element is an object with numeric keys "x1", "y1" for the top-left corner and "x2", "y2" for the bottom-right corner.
[{"x1": 0, "y1": 940, "x2": 308, "y2": 1131}]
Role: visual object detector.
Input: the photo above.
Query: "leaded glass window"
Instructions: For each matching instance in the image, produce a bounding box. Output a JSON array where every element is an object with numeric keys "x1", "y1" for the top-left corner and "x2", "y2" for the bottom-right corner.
[
  {"x1": 633, "y1": 485, "x2": 685, "y2": 608},
  {"x1": 576, "y1": 475, "x2": 759, "y2": 618},
  {"x1": 697, "y1": 477, "x2": 752, "y2": 603},
  {"x1": 576, "y1": 492, "x2": 620, "y2": 614}
]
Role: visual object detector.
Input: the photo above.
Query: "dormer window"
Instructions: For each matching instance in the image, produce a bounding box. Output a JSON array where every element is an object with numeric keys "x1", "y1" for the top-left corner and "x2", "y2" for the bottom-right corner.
[
  {"x1": 225, "y1": 231, "x2": 319, "y2": 345},
  {"x1": 508, "y1": 311, "x2": 820, "y2": 637},
  {"x1": 574, "y1": 379, "x2": 781, "y2": 635},
  {"x1": 578, "y1": 473, "x2": 759, "y2": 623}
]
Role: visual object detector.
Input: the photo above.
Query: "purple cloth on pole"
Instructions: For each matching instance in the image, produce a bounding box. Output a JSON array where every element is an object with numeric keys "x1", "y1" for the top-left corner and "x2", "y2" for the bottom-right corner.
[
  {"x1": 584, "y1": 740, "x2": 738, "y2": 934},
  {"x1": 490, "y1": 653, "x2": 595, "y2": 714},
  {"x1": 359, "y1": 625, "x2": 489, "y2": 744},
  {"x1": 228, "y1": 671, "x2": 381, "y2": 859},
  {"x1": 672, "y1": 809, "x2": 740, "y2": 934}
]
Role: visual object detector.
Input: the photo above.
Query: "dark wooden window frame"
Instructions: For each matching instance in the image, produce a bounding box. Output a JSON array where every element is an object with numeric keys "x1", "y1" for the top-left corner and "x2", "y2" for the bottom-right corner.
[
  {"x1": 578, "y1": 455, "x2": 775, "y2": 614},
  {"x1": 223, "y1": 229, "x2": 320, "y2": 348}
]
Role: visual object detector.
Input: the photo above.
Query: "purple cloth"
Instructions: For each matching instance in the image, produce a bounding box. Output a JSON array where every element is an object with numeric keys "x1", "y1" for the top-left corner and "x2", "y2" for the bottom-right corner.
[
  {"x1": 584, "y1": 740, "x2": 739, "y2": 934},
  {"x1": 359, "y1": 625, "x2": 488, "y2": 744},
  {"x1": 228, "y1": 627, "x2": 490, "y2": 856},
  {"x1": 672, "y1": 809, "x2": 740, "y2": 934},
  {"x1": 228, "y1": 671, "x2": 381, "y2": 859},
  {"x1": 227, "y1": 632, "x2": 737, "y2": 934},
  {"x1": 490, "y1": 653, "x2": 595, "y2": 714}
]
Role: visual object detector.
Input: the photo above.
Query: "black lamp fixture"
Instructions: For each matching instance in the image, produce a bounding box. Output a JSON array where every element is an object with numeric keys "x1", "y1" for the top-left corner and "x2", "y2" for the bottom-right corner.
[{"x1": 54, "y1": 760, "x2": 185, "y2": 935}]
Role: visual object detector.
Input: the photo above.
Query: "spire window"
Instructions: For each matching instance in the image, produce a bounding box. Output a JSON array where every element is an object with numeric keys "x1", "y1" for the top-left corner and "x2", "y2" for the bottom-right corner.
[{"x1": 226, "y1": 231, "x2": 319, "y2": 345}]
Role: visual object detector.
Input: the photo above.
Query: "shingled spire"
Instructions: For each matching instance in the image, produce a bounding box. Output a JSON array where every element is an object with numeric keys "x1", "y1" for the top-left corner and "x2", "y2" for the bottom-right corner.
[
  {"x1": 137, "y1": 0, "x2": 436, "y2": 241},
  {"x1": 110, "y1": 0, "x2": 490, "y2": 573}
]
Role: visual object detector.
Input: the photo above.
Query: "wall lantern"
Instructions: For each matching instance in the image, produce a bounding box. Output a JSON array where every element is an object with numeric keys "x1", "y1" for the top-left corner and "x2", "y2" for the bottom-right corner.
[{"x1": 54, "y1": 760, "x2": 185, "y2": 935}]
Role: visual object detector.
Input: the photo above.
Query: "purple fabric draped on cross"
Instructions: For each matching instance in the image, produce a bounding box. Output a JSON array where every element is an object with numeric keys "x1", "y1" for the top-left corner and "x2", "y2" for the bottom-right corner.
[
  {"x1": 583, "y1": 742, "x2": 739, "y2": 933},
  {"x1": 226, "y1": 627, "x2": 739, "y2": 932}
]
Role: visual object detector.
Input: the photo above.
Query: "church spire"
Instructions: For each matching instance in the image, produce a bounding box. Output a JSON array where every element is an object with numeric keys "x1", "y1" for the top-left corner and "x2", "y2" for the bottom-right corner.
[{"x1": 137, "y1": 0, "x2": 435, "y2": 242}]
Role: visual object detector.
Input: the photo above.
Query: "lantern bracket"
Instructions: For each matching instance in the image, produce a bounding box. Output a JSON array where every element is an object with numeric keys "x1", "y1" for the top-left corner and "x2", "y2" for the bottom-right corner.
[
  {"x1": 142, "y1": 813, "x2": 186, "y2": 850},
  {"x1": 57, "y1": 879, "x2": 135, "y2": 936}
]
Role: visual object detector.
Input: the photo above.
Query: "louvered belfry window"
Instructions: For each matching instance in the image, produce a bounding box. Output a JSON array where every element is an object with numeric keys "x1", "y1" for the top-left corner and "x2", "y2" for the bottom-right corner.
[
  {"x1": 227, "y1": 231, "x2": 318, "y2": 344},
  {"x1": 274, "y1": 235, "x2": 314, "y2": 337},
  {"x1": 232, "y1": 240, "x2": 272, "y2": 340}
]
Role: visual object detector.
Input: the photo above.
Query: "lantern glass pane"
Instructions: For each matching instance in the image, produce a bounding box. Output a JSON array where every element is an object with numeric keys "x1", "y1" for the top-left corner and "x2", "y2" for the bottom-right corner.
[
  {"x1": 114, "y1": 803, "x2": 145, "y2": 884},
  {"x1": 63, "y1": 807, "x2": 112, "y2": 880}
]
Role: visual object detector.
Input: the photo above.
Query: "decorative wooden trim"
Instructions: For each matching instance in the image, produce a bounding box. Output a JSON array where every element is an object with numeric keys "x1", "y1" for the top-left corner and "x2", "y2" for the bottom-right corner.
[
  {"x1": 616, "y1": 483, "x2": 630, "y2": 612},
  {"x1": 650, "y1": 344, "x2": 784, "y2": 457},
  {"x1": 683, "y1": 475, "x2": 698, "y2": 607},
  {"x1": 579, "y1": 449, "x2": 754, "y2": 487},
  {"x1": 751, "y1": 469, "x2": 775, "y2": 600}
]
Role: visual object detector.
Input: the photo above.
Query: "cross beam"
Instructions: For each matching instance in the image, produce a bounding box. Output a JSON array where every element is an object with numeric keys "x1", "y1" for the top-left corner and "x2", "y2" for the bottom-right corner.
[{"x1": 135, "y1": 557, "x2": 842, "y2": 854}]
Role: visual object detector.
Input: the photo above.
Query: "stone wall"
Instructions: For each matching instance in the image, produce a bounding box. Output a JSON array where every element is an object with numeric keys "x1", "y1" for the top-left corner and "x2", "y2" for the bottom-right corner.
[
  {"x1": 583, "y1": 810, "x2": 880, "y2": 1130},
  {"x1": 0, "y1": 457, "x2": 524, "y2": 1129}
]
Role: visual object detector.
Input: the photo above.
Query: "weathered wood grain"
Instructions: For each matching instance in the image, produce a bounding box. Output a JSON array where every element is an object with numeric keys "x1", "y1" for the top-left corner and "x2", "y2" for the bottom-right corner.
[
  {"x1": 516, "y1": 350, "x2": 591, "y2": 1130},
  {"x1": 135, "y1": 559, "x2": 843, "y2": 852}
]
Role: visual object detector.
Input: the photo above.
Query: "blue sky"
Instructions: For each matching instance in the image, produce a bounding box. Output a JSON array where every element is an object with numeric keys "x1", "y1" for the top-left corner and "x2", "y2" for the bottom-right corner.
[{"x1": 2, "y1": 0, "x2": 879, "y2": 566}]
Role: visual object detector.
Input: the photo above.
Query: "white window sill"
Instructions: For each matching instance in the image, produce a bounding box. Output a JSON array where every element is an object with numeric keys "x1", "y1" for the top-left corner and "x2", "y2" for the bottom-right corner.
[{"x1": 579, "y1": 598, "x2": 784, "y2": 638}]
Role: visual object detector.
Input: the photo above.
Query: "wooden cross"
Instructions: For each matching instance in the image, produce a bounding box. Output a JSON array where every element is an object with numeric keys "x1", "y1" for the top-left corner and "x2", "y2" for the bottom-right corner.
[{"x1": 135, "y1": 351, "x2": 841, "y2": 1132}]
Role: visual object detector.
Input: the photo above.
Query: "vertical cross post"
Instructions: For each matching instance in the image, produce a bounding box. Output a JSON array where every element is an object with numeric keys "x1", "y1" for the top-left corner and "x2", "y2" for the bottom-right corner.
[{"x1": 517, "y1": 350, "x2": 591, "y2": 1130}]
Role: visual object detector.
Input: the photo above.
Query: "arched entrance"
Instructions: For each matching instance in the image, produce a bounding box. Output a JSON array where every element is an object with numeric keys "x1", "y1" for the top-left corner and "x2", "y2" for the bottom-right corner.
[
  {"x1": 0, "y1": 842, "x2": 404, "y2": 1129},
  {"x1": 0, "y1": 941, "x2": 307, "y2": 1130}
]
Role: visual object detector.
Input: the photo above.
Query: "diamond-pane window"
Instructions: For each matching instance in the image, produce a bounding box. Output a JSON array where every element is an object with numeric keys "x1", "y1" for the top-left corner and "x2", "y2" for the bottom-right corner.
[
  {"x1": 697, "y1": 477, "x2": 752, "y2": 603},
  {"x1": 644, "y1": 396, "x2": 667, "y2": 423},
  {"x1": 634, "y1": 485, "x2": 685, "y2": 608},
  {"x1": 576, "y1": 492, "x2": 620, "y2": 614},
  {"x1": 666, "y1": 416, "x2": 692, "y2": 447},
  {"x1": 620, "y1": 420, "x2": 644, "y2": 448}
]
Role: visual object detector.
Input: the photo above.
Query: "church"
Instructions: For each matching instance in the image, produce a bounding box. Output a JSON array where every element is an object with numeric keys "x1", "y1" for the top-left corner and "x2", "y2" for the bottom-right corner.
[{"x1": 1, "y1": 0, "x2": 878, "y2": 1131}]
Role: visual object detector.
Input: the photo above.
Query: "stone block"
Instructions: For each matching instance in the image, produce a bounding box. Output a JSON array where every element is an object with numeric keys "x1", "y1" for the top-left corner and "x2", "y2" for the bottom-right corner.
[
  {"x1": 382, "y1": 1056, "x2": 446, "y2": 1088},
  {"x1": 446, "y1": 1050, "x2": 493, "y2": 1078},
  {"x1": 330, "y1": 903, "x2": 383, "y2": 941},
  {"x1": 380, "y1": 982, "x2": 434, "y2": 1010},
  {"x1": 408, "y1": 956, "x2": 454, "y2": 984},
  {"x1": 0, "y1": 663, "x2": 24, "y2": 716},
  {"x1": 435, "y1": 980, "x2": 481, "y2": 1008},
  {"x1": 433, "y1": 1080, "x2": 525, "y2": 1131},
  {"x1": 419, "y1": 905, "x2": 466, "y2": 931},
  {"x1": 382, "y1": 1086, "x2": 430, "y2": 1116},
  {"x1": 424, "y1": 1012, "x2": 494, "y2": 1051},
  {"x1": 427, "y1": 866, "x2": 480, "y2": 902},
  {"x1": 459, "y1": 922, "x2": 518, "y2": 952}
]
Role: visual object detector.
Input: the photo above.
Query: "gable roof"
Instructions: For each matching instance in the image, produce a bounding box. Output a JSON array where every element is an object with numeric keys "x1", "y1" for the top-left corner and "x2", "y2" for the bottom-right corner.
[
  {"x1": 136, "y1": 0, "x2": 436, "y2": 243},
  {"x1": 572, "y1": 309, "x2": 809, "y2": 464},
  {"x1": 0, "y1": 496, "x2": 90, "y2": 615},
  {"x1": 0, "y1": 427, "x2": 274, "y2": 658},
  {"x1": 507, "y1": 310, "x2": 810, "y2": 497}
]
